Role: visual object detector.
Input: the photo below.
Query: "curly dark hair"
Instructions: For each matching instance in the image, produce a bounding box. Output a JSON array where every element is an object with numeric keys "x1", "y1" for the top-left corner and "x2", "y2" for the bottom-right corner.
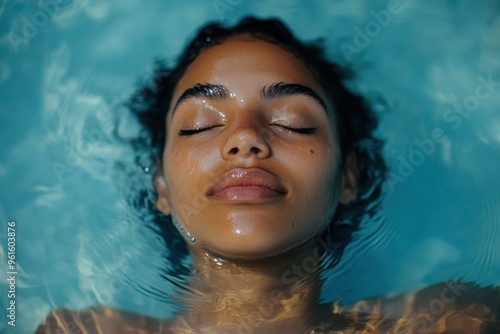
[{"x1": 125, "y1": 16, "x2": 386, "y2": 274}]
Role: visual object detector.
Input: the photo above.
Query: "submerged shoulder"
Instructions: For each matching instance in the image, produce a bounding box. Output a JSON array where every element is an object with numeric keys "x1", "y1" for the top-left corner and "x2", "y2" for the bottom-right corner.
[
  {"x1": 339, "y1": 281, "x2": 500, "y2": 333},
  {"x1": 35, "y1": 307, "x2": 173, "y2": 334}
]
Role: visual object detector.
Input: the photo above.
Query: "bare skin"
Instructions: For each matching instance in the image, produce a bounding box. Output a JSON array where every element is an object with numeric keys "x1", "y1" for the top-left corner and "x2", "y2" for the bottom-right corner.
[
  {"x1": 35, "y1": 36, "x2": 500, "y2": 333},
  {"x1": 154, "y1": 35, "x2": 357, "y2": 332},
  {"x1": 157, "y1": 35, "x2": 357, "y2": 259},
  {"x1": 35, "y1": 281, "x2": 500, "y2": 333}
]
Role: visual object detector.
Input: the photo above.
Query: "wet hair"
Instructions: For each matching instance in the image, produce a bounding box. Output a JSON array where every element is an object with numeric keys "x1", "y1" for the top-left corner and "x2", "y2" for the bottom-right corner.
[{"x1": 126, "y1": 16, "x2": 386, "y2": 273}]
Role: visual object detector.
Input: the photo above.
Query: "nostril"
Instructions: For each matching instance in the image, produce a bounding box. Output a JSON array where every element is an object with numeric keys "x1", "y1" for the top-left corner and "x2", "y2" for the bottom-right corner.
[
  {"x1": 250, "y1": 147, "x2": 260, "y2": 154},
  {"x1": 229, "y1": 147, "x2": 239, "y2": 155}
]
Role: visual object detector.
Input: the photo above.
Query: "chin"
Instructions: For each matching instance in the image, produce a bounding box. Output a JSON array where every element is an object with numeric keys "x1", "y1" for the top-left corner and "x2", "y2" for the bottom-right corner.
[{"x1": 202, "y1": 234, "x2": 312, "y2": 261}]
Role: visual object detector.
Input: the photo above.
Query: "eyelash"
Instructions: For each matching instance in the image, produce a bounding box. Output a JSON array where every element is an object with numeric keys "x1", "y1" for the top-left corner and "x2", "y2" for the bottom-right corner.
[
  {"x1": 178, "y1": 125, "x2": 317, "y2": 136},
  {"x1": 276, "y1": 125, "x2": 317, "y2": 134},
  {"x1": 178, "y1": 125, "x2": 220, "y2": 136}
]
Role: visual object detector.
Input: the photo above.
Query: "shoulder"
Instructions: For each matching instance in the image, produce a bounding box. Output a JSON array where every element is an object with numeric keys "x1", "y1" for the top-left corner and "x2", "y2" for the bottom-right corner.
[
  {"x1": 339, "y1": 281, "x2": 500, "y2": 333},
  {"x1": 35, "y1": 307, "x2": 174, "y2": 334}
]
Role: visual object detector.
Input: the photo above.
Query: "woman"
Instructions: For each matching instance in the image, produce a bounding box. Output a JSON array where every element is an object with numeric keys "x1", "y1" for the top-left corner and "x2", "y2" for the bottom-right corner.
[{"x1": 36, "y1": 17, "x2": 498, "y2": 334}]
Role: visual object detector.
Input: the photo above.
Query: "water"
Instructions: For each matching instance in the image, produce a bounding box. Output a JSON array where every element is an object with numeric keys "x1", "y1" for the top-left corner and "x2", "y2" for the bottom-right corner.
[{"x1": 1, "y1": 0, "x2": 500, "y2": 332}]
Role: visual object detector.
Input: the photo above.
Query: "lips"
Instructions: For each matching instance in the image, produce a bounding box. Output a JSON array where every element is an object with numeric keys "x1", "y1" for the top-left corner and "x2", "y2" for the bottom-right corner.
[{"x1": 206, "y1": 168, "x2": 287, "y2": 202}]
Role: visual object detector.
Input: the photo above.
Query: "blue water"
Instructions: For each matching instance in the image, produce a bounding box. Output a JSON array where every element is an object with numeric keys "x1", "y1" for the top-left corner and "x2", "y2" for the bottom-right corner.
[{"x1": 1, "y1": 0, "x2": 500, "y2": 332}]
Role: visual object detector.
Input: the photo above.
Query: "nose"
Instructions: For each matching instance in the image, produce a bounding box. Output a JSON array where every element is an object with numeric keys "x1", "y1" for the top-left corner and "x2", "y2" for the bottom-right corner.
[{"x1": 221, "y1": 121, "x2": 272, "y2": 161}]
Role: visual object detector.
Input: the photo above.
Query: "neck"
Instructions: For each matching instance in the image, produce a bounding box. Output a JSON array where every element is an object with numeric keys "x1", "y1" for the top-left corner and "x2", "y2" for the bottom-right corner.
[{"x1": 172, "y1": 239, "x2": 333, "y2": 333}]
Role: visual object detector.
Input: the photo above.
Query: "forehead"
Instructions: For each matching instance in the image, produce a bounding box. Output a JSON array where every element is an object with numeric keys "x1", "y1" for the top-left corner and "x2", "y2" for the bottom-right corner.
[{"x1": 171, "y1": 35, "x2": 326, "y2": 104}]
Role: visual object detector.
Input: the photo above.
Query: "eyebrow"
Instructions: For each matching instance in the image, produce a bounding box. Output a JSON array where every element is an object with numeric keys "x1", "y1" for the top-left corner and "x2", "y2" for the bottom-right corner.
[
  {"x1": 172, "y1": 83, "x2": 228, "y2": 114},
  {"x1": 171, "y1": 82, "x2": 327, "y2": 115},
  {"x1": 260, "y1": 82, "x2": 327, "y2": 111}
]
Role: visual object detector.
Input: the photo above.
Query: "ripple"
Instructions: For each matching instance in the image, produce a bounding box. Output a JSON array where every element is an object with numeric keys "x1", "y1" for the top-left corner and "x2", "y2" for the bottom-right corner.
[
  {"x1": 322, "y1": 214, "x2": 397, "y2": 302},
  {"x1": 464, "y1": 193, "x2": 499, "y2": 281}
]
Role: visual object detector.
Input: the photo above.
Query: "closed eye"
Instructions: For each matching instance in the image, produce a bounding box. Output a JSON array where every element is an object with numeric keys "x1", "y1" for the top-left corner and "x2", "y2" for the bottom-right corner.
[
  {"x1": 178, "y1": 125, "x2": 221, "y2": 136},
  {"x1": 273, "y1": 125, "x2": 317, "y2": 134},
  {"x1": 178, "y1": 125, "x2": 317, "y2": 136}
]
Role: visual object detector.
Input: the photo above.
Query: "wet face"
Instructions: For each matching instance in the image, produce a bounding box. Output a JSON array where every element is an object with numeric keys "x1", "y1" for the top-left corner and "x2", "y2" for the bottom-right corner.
[{"x1": 156, "y1": 35, "x2": 356, "y2": 259}]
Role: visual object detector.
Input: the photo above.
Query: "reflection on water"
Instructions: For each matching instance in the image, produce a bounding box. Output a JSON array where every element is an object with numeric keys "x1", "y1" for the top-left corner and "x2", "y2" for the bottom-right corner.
[
  {"x1": 34, "y1": 276, "x2": 500, "y2": 333},
  {"x1": 1, "y1": 0, "x2": 499, "y2": 333}
]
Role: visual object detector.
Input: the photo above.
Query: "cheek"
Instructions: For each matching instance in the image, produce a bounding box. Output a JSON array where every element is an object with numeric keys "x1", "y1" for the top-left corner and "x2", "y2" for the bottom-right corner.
[
  {"x1": 289, "y1": 143, "x2": 340, "y2": 215},
  {"x1": 164, "y1": 143, "x2": 221, "y2": 213},
  {"x1": 163, "y1": 146, "x2": 193, "y2": 204},
  {"x1": 284, "y1": 136, "x2": 338, "y2": 181}
]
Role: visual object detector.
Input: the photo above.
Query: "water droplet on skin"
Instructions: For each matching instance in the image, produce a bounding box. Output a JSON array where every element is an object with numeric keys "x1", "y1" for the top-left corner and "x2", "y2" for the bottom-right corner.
[
  {"x1": 171, "y1": 213, "x2": 199, "y2": 245},
  {"x1": 199, "y1": 100, "x2": 226, "y2": 122},
  {"x1": 218, "y1": 111, "x2": 226, "y2": 122}
]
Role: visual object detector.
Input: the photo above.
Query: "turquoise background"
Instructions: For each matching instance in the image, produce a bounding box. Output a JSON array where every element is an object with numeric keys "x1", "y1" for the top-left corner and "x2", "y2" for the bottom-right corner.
[{"x1": 1, "y1": 0, "x2": 500, "y2": 332}]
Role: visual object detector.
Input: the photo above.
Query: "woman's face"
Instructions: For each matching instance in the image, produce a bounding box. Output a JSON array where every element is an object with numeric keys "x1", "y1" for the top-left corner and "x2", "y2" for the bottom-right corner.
[{"x1": 156, "y1": 35, "x2": 356, "y2": 259}]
